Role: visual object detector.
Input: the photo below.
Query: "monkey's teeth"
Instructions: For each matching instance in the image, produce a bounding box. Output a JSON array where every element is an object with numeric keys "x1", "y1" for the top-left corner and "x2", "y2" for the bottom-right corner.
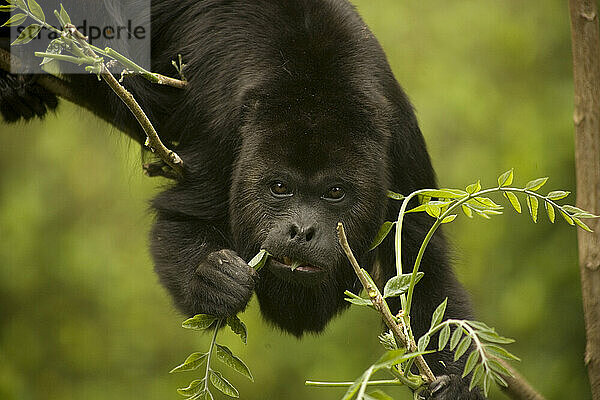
[{"x1": 290, "y1": 260, "x2": 301, "y2": 271}]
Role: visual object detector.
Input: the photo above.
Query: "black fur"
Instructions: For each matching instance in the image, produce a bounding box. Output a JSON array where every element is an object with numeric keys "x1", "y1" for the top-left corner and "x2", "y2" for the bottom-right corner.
[{"x1": 1, "y1": 1, "x2": 484, "y2": 398}]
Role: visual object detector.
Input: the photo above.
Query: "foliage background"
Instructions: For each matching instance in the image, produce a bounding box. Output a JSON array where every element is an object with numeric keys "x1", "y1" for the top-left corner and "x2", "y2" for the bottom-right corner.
[{"x1": 0, "y1": 1, "x2": 594, "y2": 399}]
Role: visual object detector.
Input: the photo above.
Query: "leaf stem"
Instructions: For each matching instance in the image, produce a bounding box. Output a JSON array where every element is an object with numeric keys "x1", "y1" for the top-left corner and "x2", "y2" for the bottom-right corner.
[
  {"x1": 337, "y1": 223, "x2": 436, "y2": 384},
  {"x1": 305, "y1": 379, "x2": 402, "y2": 387},
  {"x1": 401, "y1": 186, "x2": 582, "y2": 317},
  {"x1": 63, "y1": 24, "x2": 185, "y2": 178},
  {"x1": 203, "y1": 319, "x2": 222, "y2": 391}
]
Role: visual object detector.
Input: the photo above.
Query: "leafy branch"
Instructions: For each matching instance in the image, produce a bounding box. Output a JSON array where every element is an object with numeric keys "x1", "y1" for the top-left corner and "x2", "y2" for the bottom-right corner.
[
  {"x1": 376, "y1": 168, "x2": 598, "y2": 320},
  {"x1": 2, "y1": 0, "x2": 186, "y2": 178},
  {"x1": 2, "y1": 0, "x2": 187, "y2": 88},
  {"x1": 310, "y1": 169, "x2": 596, "y2": 399},
  {"x1": 417, "y1": 299, "x2": 520, "y2": 396},
  {"x1": 170, "y1": 250, "x2": 270, "y2": 400}
]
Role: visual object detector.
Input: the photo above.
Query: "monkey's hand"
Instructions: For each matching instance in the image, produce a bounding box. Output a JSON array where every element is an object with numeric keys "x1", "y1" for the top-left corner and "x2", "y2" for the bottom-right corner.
[
  {"x1": 422, "y1": 375, "x2": 484, "y2": 400},
  {"x1": 190, "y1": 249, "x2": 258, "y2": 318},
  {"x1": 0, "y1": 70, "x2": 58, "y2": 122}
]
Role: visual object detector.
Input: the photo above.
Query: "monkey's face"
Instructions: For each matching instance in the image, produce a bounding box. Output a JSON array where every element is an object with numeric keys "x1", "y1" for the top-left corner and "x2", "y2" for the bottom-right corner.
[{"x1": 228, "y1": 103, "x2": 389, "y2": 335}]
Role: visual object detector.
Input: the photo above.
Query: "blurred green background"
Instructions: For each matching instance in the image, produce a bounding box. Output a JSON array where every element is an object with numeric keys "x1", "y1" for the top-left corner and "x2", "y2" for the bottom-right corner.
[{"x1": 0, "y1": 1, "x2": 594, "y2": 399}]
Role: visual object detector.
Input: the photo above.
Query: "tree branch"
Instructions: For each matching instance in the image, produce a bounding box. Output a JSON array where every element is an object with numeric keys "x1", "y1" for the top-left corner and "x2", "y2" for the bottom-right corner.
[
  {"x1": 336, "y1": 222, "x2": 436, "y2": 384},
  {"x1": 568, "y1": 1, "x2": 600, "y2": 399},
  {"x1": 65, "y1": 25, "x2": 184, "y2": 178}
]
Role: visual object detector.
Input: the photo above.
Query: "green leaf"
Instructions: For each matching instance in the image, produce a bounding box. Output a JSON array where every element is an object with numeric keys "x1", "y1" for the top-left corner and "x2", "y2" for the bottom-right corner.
[
  {"x1": 462, "y1": 350, "x2": 480, "y2": 378},
  {"x1": 562, "y1": 205, "x2": 599, "y2": 218},
  {"x1": 497, "y1": 169, "x2": 514, "y2": 187},
  {"x1": 14, "y1": 0, "x2": 26, "y2": 11},
  {"x1": 472, "y1": 197, "x2": 503, "y2": 210},
  {"x1": 469, "y1": 364, "x2": 484, "y2": 391},
  {"x1": 430, "y1": 298, "x2": 447, "y2": 329},
  {"x1": 525, "y1": 177, "x2": 548, "y2": 191},
  {"x1": 182, "y1": 314, "x2": 217, "y2": 330},
  {"x1": 503, "y1": 192, "x2": 521, "y2": 213},
  {"x1": 248, "y1": 249, "x2": 269, "y2": 271},
  {"x1": 184, "y1": 390, "x2": 213, "y2": 400},
  {"x1": 227, "y1": 316, "x2": 247, "y2": 344},
  {"x1": 462, "y1": 204, "x2": 473, "y2": 218},
  {"x1": 483, "y1": 372, "x2": 492, "y2": 397},
  {"x1": 209, "y1": 370, "x2": 239, "y2": 398},
  {"x1": 551, "y1": 191, "x2": 573, "y2": 203},
  {"x1": 417, "y1": 334, "x2": 430, "y2": 352},
  {"x1": 26, "y1": 0, "x2": 43, "y2": 22},
  {"x1": 475, "y1": 210, "x2": 492, "y2": 219},
  {"x1": 466, "y1": 180, "x2": 481, "y2": 194},
  {"x1": 11, "y1": 23, "x2": 41, "y2": 45},
  {"x1": 418, "y1": 189, "x2": 468, "y2": 199},
  {"x1": 545, "y1": 202, "x2": 555, "y2": 223},
  {"x1": 487, "y1": 358, "x2": 513, "y2": 377},
  {"x1": 41, "y1": 58, "x2": 61, "y2": 75},
  {"x1": 170, "y1": 352, "x2": 208, "y2": 373},
  {"x1": 365, "y1": 390, "x2": 393, "y2": 400},
  {"x1": 490, "y1": 370, "x2": 508, "y2": 388},
  {"x1": 373, "y1": 349, "x2": 411, "y2": 370},
  {"x1": 450, "y1": 327, "x2": 463, "y2": 351},
  {"x1": 477, "y1": 331, "x2": 515, "y2": 344},
  {"x1": 369, "y1": 221, "x2": 395, "y2": 251},
  {"x1": 546, "y1": 190, "x2": 570, "y2": 200},
  {"x1": 438, "y1": 324, "x2": 451, "y2": 351},
  {"x1": 526, "y1": 195, "x2": 539, "y2": 223},
  {"x1": 560, "y1": 210, "x2": 575, "y2": 225},
  {"x1": 573, "y1": 217, "x2": 593, "y2": 233},
  {"x1": 215, "y1": 344, "x2": 253, "y2": 381},
  {"x1": 386, "y1": 190, "x2": 404, "y2": 201},
  {"x1": 484, "y1": 344, "x2": 520, "y2": 361},
  {"x1": 0, "y1": 5, "x2": 16, "y2": 12},
  {"x1": 466, "y1": 320, "x2": 495, "y2": 333},
  {"x1": 441, "y1": 214, "x2": 458, "y2": 224},
  {"x1": 454, "y1": 335, "x2": 472, "y2": 361},
  {"x1": 39, "y1": 37, "x2": 65, "y2": 67},
  {"x1": 59, "y1": 3, "x2": 71, "y2": 25},
  {"x1": 344, "y1": 290, "x2": 365, "y2": 300},
  {"x1": 2, "y1": 13, "x2": 26, "y2": 27},
  {"x1": 405, "y1": 204, "x2": 428, "y2": 214},
  {"x1": 425, "y1": 204, "x2": 441, "y2": 218},
  {"x1": 382, "y1": 272, "x2": 424, "y2": 298},
  {"x1": 177, "y1": 379, "x2": 205, "y2": 397},
  {"x1": 344, "y1": 296, "x2": 374, "y2": 308}
]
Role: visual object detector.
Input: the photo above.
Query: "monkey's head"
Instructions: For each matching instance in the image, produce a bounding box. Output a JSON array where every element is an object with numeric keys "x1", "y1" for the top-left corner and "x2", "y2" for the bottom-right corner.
[{"x1": 229, "y1": 85, "x2": 393, "y2": 336}]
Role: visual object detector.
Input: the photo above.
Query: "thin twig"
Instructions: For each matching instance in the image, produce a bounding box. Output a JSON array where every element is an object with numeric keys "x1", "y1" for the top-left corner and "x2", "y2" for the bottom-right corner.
[
  {"x1": 102, "y1": 48, "x2": 187, "y2": 89},
  {"x1": 336, "y1": 223, "x2": 436, "y2": 384},
  {"x1": 64, "y1": 24, "x2": 184, "y2": 178}
]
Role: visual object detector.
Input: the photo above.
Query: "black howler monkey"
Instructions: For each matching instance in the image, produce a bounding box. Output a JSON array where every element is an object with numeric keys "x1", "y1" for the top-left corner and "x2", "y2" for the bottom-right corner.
[{"x1": 0, "y1": 1, "x2": 484, "y2": 398}]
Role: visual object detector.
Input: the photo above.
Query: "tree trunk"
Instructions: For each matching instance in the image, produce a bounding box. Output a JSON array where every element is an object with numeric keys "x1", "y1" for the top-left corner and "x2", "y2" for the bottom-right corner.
[{"x1": 568, "y1": 1, "x2": 600, "y2": 399}]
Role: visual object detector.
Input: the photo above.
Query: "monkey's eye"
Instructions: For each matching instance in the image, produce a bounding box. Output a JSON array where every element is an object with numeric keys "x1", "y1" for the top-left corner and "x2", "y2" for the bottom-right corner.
[
  {"x1": 322, "y1": 186, "x2": 345, "y2": 202},
  {"x1": 270, "y1": 181, "x2": 292, "y2": 198}
]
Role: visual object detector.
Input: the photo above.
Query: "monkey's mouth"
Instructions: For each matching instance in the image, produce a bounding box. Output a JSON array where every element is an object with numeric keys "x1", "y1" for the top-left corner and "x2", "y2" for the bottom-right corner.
[
  {"x1": 277, "y1": 256, "x2": 322, "y2": 272},
  {"x1": 267, "y1": 256, "x2": 325, "y2": 285}
]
